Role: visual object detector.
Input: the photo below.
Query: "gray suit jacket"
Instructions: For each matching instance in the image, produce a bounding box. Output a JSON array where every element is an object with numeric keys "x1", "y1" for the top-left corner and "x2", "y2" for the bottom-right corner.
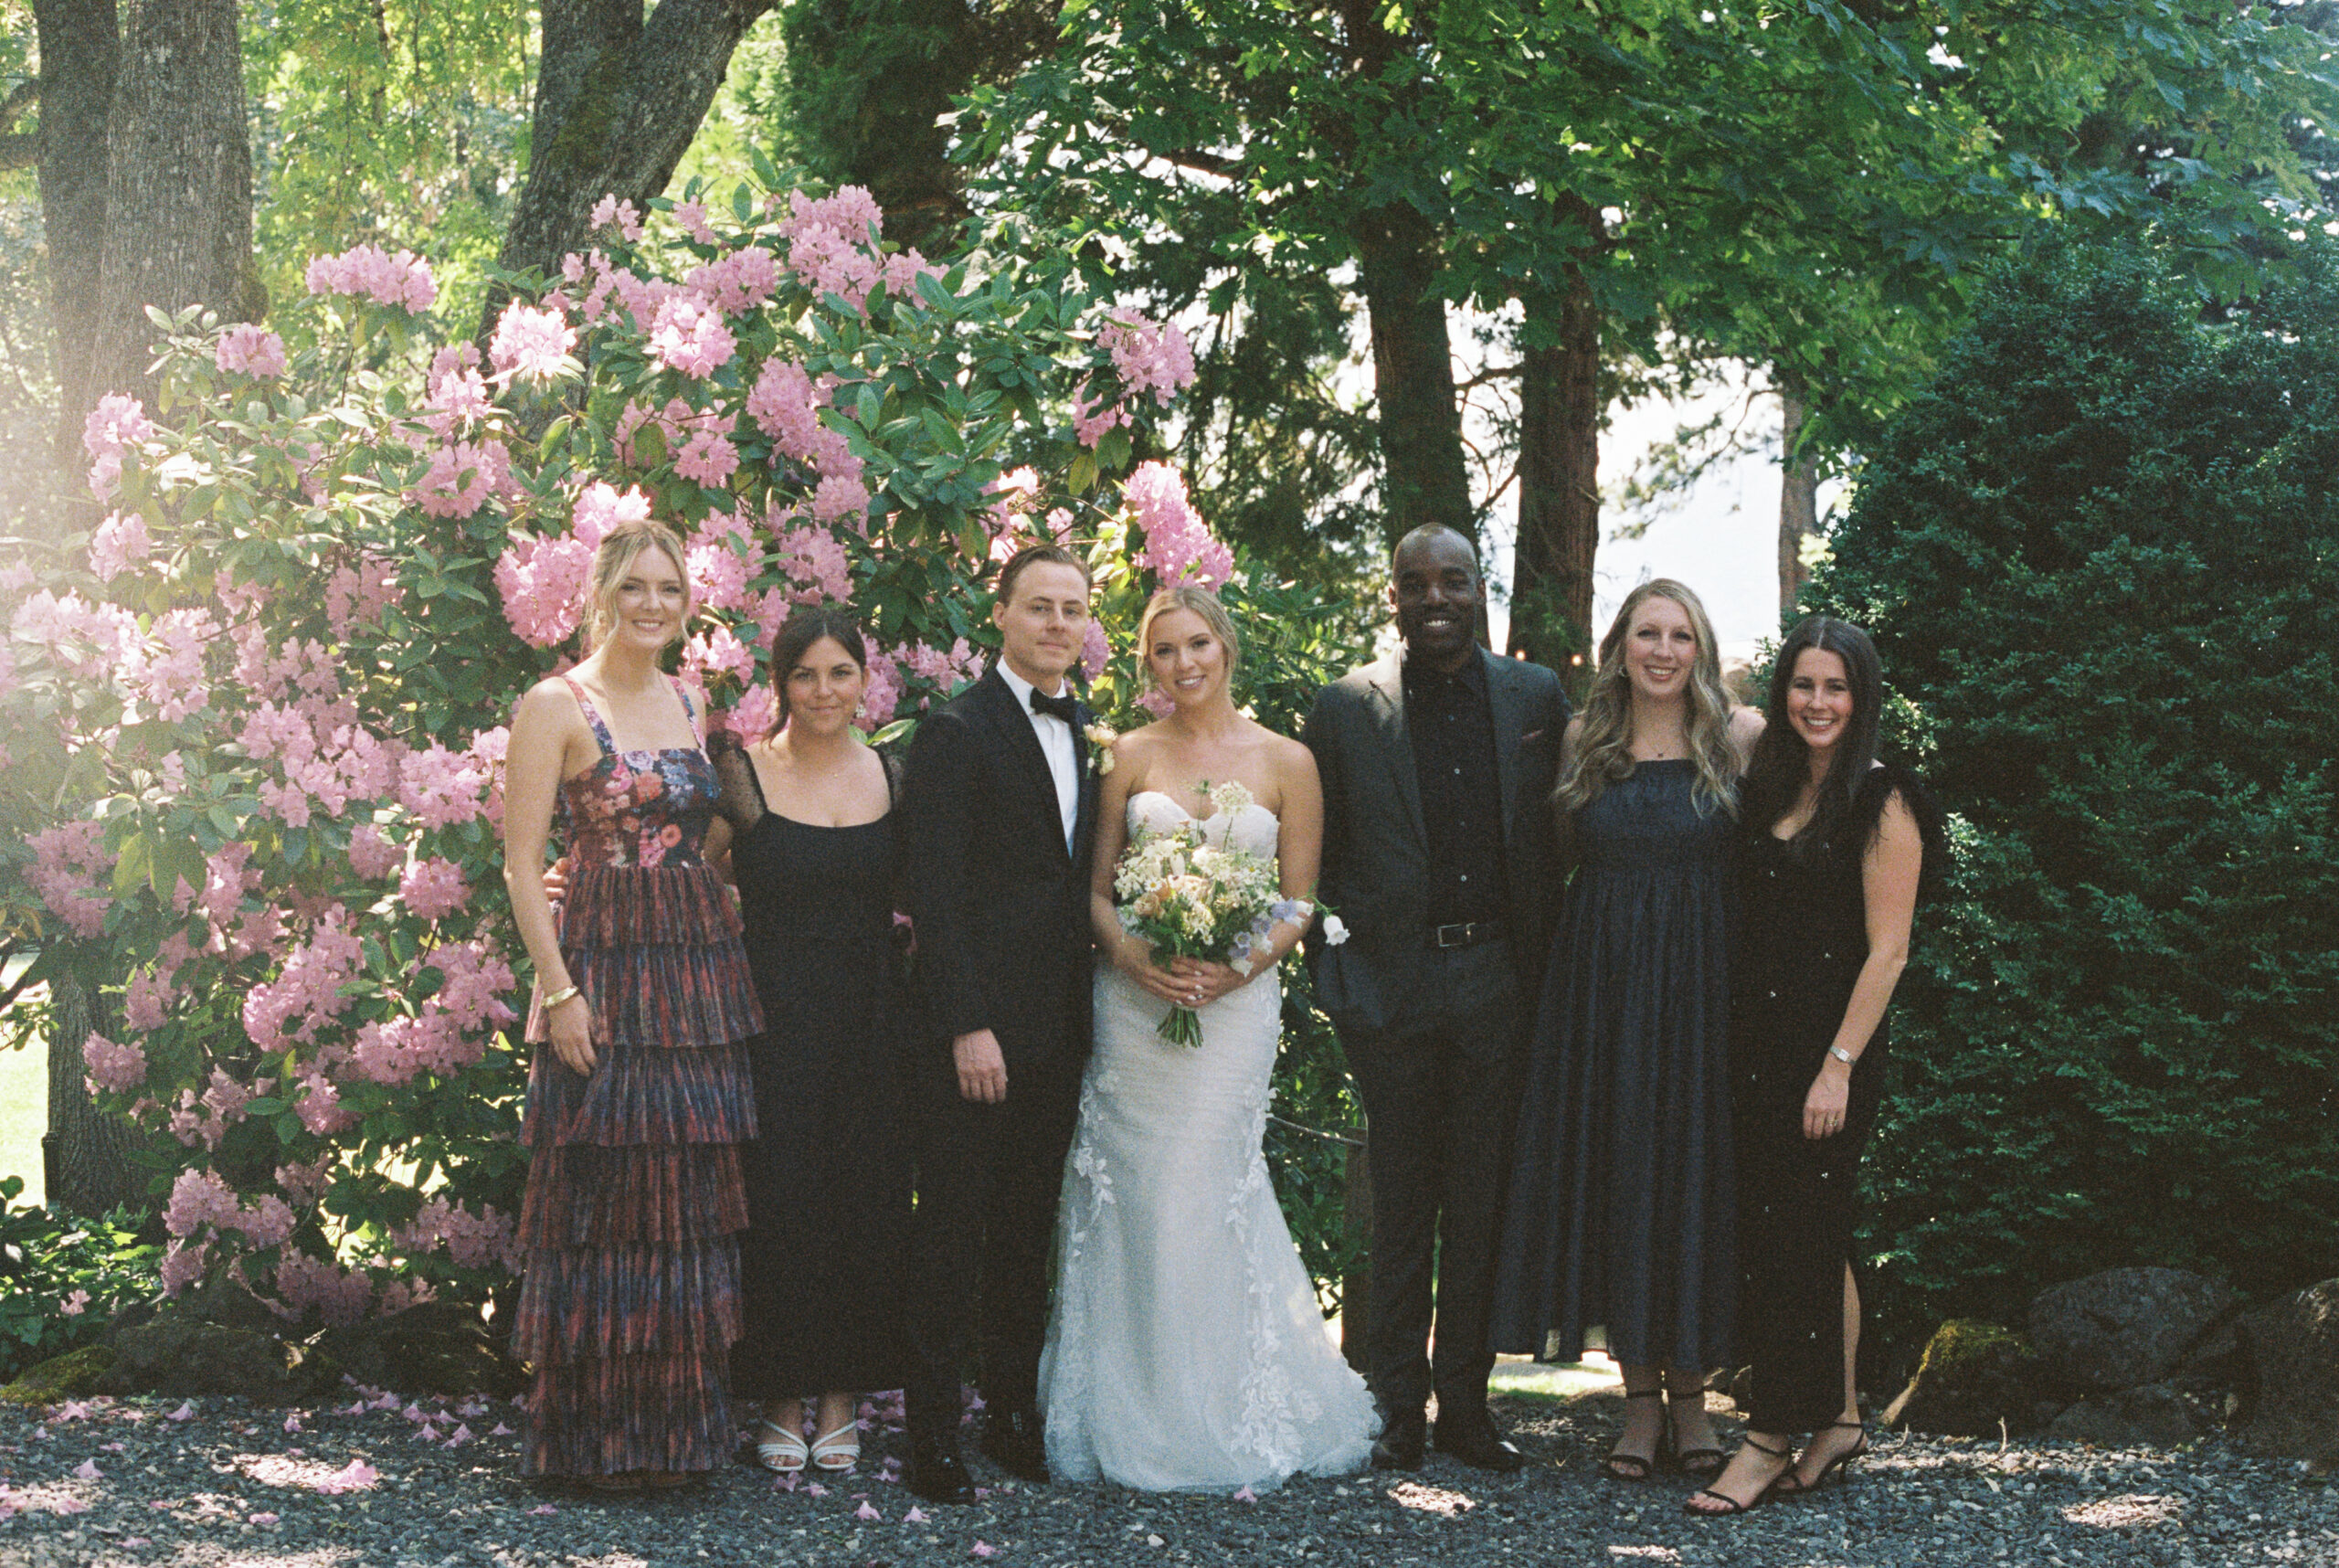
[{"x1": 1302, "y1": 645, "x2": 1570, "y2": 1035}]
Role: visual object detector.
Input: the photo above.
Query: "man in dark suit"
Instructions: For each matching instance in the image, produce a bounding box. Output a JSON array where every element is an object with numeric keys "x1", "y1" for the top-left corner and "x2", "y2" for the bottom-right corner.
[
  {"x1": 1304, "y1": 524, "x2": 1569, "y2": 1473},
  {"x1": 898, "y1": 544, "x2": 1100, "y2": 1504}
]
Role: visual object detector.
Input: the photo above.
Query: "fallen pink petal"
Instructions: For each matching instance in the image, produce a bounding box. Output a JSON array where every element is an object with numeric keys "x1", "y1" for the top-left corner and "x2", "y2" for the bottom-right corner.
[
  {"x1": 1233, "y1": 1485, "x2": 1257, "y2": 1502},
  {"x1": 71, "y1": 1458, "x2": 100, "y2": 1479},
  {"x1": 904, "y1": 1507, "x2": 930, "y2": 1523},
  {"x1": 528, "y1": 1503, "x2": 557, "y2": 1516},
  {"x1": 855, "y1": 1500, "x2": 881, "y2": 1520},
  {"x1": 165, "y1": 1402, "x2": 195, "y2": 1422},
  {"x1": 972, "y1": 1543, "x2": 998, "y2": 1560},
  {"x1": 249, "y1": 1511, "x2": 280, "y2": 1525}
]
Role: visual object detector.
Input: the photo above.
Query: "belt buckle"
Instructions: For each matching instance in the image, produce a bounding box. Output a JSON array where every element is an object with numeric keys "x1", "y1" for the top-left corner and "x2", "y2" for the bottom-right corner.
[{"x1": 1434, "y1": 923, "x2": 1468, "y2": 949}]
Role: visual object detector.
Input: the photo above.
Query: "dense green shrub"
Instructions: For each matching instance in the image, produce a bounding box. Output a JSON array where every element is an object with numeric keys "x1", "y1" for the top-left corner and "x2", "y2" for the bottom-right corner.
[
  {"x1": 0, "y1": 1178, "x2": 158, "y2": 1382},
  {"x1": 1809, "y1": 231, "x2": 2339, "y2": 1344}
]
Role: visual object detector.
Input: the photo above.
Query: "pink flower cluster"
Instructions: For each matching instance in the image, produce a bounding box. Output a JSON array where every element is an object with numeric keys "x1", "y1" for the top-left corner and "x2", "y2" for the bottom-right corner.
[
  {"x1": 398, "y1": 742, "x2": 489, "y2": 829},
  {"x1": 26, "y1": 821, "x2": 112, "y2": 938},
  {"x1": 89, "y1": 512, "x2": 152, "y2": 583},
  {"x1": 396, "y1": 1199, "x2": 522, "y2": 1272},
  {"x1": 217, "y1": 323, "x2": 289, "y2": 378},
  {"x1": 325, "y1": 555, "x2": 402, "y2": 639},
  {"x1": 1126, "y1": 461, "x2": 1233, "y2": 589},
  {"x1": 488, "y1": 301, "x2": 575, "y2": 387},
  {"x1": 588, "y1": 194, "x2": 647, "y2": 243},
  {"x1": 686, "y1": 247, "x2": 779, "y2": 313},
  {"x1": 410, "y1": 438, "x2": 512, "y2": 520},
  {"x1": 648, "y1": 294, "x2": 737, "y2": 379},
  {"x1": 773, "y1": 185, "x2": 937, "y2": 312},
  {"x1": 122, "y1": 606, "x2": 215, "y2": 722},
  {"x1": 241, "y1": 909, "x2": 365, "y2": 1053},
  {"x1": 747, "y1": 358, "x2": 863, "y2": 482},
  {"x1": 166, "y1": 1067, "x2": 272, "y2": 1151},
  {"x1": 82, "y1": 1033, "x2": 148, "y2": 1094},
  {"x1": 163, "y1": 1167, "x2": 291, "y2": 1246},
  {"x1": 423, "y1": 343, "x2": 494, "y2": 440},
  {"x1": 493, "y1": 532, "x2": 592, "y2": 647},
  {"x1": 83, "y1": 394, "x2": 153, "y2": 499},
  {"x1": 672, "y1": 198, "x2": 720, "y2": 246},
  {"x1": 776, "y1": 522, "x2": 853, "y2": 605},
  {"x1": 1100, "y1": 315, "x2": 1197, "y2": 407},
  {"x1": 1070, "y1": 380, "x2": 1130, "y2": 449},
  {"x1": 397, "y1": 857, "x2": 469, "y2": 921},
  {"x1": 16, "y1": 588, "x2": 137, "y2": 682},
  {"x1": 304, "y1": 243, "x2": 438, "y2": 313}
]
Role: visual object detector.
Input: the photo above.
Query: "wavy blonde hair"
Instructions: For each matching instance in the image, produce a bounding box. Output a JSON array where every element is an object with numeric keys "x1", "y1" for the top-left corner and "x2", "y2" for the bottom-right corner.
[
  {"x1": 584, "y1": 518, "x2": 691, "y2": 652},
  {"x1": 1554, "y1": 577, "x2": 1740, "y2": 819},
  {"x1": 1138, "y1": 585, "x2": 1241, "y2": 684}
]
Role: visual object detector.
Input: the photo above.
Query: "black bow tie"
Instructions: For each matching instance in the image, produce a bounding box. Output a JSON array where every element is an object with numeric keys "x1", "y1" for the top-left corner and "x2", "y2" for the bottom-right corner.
[{"x1": 1029, "y1": 687, "x2": 1079, "y2": 724}]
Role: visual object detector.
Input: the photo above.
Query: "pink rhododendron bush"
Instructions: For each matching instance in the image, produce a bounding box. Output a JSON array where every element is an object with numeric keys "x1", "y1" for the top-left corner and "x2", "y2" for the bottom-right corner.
[{"x1": 0, "y1": 181, "x2": 1251, "y2": 1328}]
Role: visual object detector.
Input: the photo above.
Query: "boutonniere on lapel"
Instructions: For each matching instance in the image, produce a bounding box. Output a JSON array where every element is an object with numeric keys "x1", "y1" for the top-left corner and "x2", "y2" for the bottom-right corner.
[{"x1": 1085, "y1": 721, "x2": 1119, "y2": 776}]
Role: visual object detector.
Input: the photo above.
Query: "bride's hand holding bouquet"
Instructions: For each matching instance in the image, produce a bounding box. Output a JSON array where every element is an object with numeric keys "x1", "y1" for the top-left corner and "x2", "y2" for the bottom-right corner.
[{"x1": 1112, "y1": 780, "x2": 1331, "y2": 1046}]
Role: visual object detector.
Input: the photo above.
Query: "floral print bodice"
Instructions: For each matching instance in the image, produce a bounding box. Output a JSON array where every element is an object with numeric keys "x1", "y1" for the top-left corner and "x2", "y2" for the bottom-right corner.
[{"x1": 558, "y1": 675, "x2": 718, "y2": 869}]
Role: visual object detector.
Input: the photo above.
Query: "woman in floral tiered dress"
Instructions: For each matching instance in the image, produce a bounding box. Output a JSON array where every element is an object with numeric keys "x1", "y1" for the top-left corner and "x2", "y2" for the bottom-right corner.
[{"x1": 501, "y1": 518, "x2": 762, "y2": 1491}]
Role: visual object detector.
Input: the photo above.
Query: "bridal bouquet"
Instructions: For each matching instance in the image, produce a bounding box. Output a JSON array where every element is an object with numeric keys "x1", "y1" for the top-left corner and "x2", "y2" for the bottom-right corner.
[{"x1": 1113, "y1": 780, "x2": 1337, "y2": 1046}]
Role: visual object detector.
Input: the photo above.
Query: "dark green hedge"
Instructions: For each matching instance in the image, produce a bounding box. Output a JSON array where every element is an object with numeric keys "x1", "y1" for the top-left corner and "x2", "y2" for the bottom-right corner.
[{"x1": 1807, "y1": 232, "x2": 2339, "y2": 1346}]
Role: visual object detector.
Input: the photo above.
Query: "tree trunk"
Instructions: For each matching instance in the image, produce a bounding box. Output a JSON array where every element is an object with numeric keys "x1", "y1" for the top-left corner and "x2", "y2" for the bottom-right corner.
[
  {"x1": 1778, "y1": 376, "x2": 1820, "y2": 615},
  {"x1": 491, "y1": 0, "x2": 778, "y2": 323},
  {"x1": 1510, "y1": 272, "x2": 1601, "y2": 669},
  {"x1": 87, "y1": 0, "x2": 256, "y2": 408},
  {"x1": 31, "y1": 0, "x2": 121, "y2": 470},
  {"x1": 1351, "y1": 199, "x2": 1471, "y2": 547},
  {"x1": 44, "y1": 962, "x2": 150, "y2": 1218}
]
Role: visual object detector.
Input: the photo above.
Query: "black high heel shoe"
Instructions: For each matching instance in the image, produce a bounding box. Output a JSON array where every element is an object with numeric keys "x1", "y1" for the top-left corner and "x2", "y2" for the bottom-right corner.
[
  {"x1": 1683, "y1": 1435, "x2": 1794, "y2": 1516},
  {"x1": 1775, "y1": 1419, "x2": 1868, "y2": 1497},
  {"x1": 1664, "y1": 1378, "x2": 1725, "y2": 1479},
  {"x1": 1601, "y1": 1389, "x2": 1667, "y2": 1481}
]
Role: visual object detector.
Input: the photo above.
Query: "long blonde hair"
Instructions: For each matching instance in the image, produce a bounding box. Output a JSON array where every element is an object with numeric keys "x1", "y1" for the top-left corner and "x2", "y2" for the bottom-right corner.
[
  {"x1": 584, "y1": 518, "x2": 691, "y2": 652},
  {"x1": 1554, "y1": 578, "x2": 1739, "y2": 819}
]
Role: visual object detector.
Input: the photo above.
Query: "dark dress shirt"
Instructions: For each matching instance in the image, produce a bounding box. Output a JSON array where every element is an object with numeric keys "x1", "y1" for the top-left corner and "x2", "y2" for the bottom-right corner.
[{"x1": 1403, "y1": 652, "x2": 1509, "y2": 929}]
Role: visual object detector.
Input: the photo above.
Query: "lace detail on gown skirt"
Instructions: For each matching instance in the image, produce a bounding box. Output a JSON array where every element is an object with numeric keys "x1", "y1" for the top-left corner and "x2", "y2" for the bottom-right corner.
[{"x1": 1040, "y1": 794, "x2": 1378, "y2": 1492}]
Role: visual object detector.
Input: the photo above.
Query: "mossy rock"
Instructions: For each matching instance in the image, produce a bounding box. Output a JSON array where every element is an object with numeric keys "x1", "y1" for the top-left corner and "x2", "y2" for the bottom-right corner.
[
  {"x1": 1880, "y1": 1319, "x2": 2055, "y2": 1436},
  {"x1": 90, "y1": 1308, "x2": 342, "y2": 1403},
  {"x1": 313, "y1": 1300, "x2": 525, "y2": 1399},
  {"x1": 0, "y1": 1344, "x2": 118, "y2": 1405}
]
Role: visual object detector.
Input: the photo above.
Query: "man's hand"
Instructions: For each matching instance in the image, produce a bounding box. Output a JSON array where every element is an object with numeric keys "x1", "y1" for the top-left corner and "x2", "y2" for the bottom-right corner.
[{"x1": 953, "y1": 1028, "x2": 1008, "y2": 1104}]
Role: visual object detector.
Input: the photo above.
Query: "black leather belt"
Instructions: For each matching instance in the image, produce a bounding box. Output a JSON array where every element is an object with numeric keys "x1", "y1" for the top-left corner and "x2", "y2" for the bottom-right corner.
[{"x1": 1430, "y1": 920, "x2": 1504, "y2": 949}]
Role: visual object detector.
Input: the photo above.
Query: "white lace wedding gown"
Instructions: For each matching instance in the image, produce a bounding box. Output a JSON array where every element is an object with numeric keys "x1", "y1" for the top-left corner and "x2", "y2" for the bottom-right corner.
[{"x1": 1040, "y1": 791, "x2": 1379, "y2": 1492}]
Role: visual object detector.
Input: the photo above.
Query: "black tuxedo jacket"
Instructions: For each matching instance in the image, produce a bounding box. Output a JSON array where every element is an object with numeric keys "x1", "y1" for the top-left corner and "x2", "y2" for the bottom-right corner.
[
  {"x1": 899, "y1": 667, "x2": 1099, "y2": 1066},
  {"x1": 1304, "y1": 645, "x2": 1569, "y2": 1033}
]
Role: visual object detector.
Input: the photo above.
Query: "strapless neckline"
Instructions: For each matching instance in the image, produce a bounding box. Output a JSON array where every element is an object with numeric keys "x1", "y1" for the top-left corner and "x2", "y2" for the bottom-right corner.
[{"x1": 1127, "y1": 789, "x2": 1281, "y2": 828}]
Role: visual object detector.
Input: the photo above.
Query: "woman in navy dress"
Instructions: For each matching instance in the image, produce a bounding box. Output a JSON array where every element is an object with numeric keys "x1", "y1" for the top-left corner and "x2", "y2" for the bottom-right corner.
[
  {"x1": 1492, "y1": 578, "x2": 1761, "y2": 1483},
  {"x1": 1687, "y1": 617, "x2": 1942, "y2": 1516},
  {"x1": 502, "y1": 518, "x2": 762, "y2": 1491}
]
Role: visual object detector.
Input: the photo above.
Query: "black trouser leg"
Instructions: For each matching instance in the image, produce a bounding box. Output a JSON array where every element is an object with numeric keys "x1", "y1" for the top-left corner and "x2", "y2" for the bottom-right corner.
[
  {"x1": 904, "y1": 1048, "x2": 1080, "y2": 1439},
  {"x1": 978, "y1": 1060, "x2": 1080, "y2": 1415},
  {"x1": 1346, "y1": 1028, "x2": 1443, "y2": 1418},
  {"x1": 1427, "y1": 992, "x2": 1528, "y2": 1411}
]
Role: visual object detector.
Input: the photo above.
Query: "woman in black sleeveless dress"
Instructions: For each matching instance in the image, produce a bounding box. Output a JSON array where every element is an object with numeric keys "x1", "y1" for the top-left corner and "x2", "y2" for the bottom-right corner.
[
  {"x1": 709, "y1": 606, "x2": 912, "y2": 1477},
  {"x1": 1687, "y1": 617, "x2": 1942, "y2": 1517}
]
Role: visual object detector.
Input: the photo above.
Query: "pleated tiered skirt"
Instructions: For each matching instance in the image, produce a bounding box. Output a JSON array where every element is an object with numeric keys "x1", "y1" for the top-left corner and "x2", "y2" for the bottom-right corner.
[{"x1": 513, "y1": 861, "x2": 762, "y2": 1478}]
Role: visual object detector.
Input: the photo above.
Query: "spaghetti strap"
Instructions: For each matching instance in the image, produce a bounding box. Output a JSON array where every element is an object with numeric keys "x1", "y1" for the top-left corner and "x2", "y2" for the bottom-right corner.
[
  {"x1": 561, "y1": 676, "x2": 618, "y2": 757},
  {"x1": 670, "y1": 675, "x2": 699, "y2": 727}
]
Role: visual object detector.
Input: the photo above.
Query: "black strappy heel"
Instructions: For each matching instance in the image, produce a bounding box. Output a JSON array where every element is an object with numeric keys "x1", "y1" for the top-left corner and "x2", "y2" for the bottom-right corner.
[
  {"x1": 1683, "y1": 1435, "x2": 1794, "y2": 1516},
  {"x1": 1664, "y1": 1375, "x2": 1725, "y2": 1478},
  {"x1": 1775, "y1": 1419, "x2": 1868, "y2": 1497},
  {"x1": 1601, "y1": 1389, "x2": 1667, "y2": 1481}
]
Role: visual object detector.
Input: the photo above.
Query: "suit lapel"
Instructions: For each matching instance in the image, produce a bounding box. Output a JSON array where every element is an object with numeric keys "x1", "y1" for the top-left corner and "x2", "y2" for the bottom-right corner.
[
  {"x1": 1366, "y1": 654, "x2": 1427, "y2": 849},
  {"x1": 1072, "y1": 696, "x2": 1099, "y2": 865},
  {"x1": 979, "y1": 670, "x2": 1069, "y2": 863},
  {"x1": 1485, "y1": 649, "x2": 1529, "y2": 842}
]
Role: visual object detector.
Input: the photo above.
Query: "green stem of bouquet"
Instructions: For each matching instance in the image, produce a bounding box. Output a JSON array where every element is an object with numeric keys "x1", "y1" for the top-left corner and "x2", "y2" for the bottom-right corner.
[{"x1": 1157, "y1": 1001, "x2": 1204, "y2": 1048}]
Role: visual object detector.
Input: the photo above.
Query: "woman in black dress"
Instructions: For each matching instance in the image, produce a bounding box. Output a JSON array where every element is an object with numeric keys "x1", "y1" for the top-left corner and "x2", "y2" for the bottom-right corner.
[
  {"x1": 709, "y1": 605, "x2": 912, "y2": 1476},
  {"x1": 1686, "y1": 617, "x2": 1941, "y2": 1516},
  {"x1": 1493, "y1": 579, "x2": 1762, "y2": 1482}
]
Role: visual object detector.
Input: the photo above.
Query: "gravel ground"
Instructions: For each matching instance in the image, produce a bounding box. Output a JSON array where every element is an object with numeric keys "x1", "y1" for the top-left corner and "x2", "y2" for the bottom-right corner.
[{"x1": 1, "y1": 1387, "x2": 2333, "y2": 1567}]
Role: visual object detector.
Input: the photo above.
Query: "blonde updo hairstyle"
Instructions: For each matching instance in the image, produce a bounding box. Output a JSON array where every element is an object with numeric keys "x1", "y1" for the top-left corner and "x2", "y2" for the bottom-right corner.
[
  {"x1": 584, "y1": 517, "x2": 692, "y2": 652},
  {"x1": 1137, "y1": 585, "x2": 1242, "y2": 688},
  {"x1": 1554, "y1": 577, "x2": 1741, "y2": 819}
]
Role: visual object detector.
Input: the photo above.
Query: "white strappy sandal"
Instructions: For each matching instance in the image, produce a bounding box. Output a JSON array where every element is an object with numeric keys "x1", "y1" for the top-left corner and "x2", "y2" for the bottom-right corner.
[
  {"x1": 755, "y1": 1418, "x2": 809, "y2": 1475},
  {"x1": 809, "y1": 1417, "x2": 861, "y2": 1474}
]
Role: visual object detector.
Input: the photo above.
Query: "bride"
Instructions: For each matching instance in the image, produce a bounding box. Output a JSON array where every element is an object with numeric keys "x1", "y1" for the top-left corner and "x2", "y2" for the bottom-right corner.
[{"x1": 1039, "y1": 585, "x2": 1379, "y2": 1492}]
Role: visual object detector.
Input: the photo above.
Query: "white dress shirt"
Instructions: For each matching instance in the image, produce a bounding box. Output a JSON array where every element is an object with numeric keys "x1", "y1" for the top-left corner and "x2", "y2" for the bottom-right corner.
[{"x1": 998, "y1": 662, "x2": 1080, "y2": 852}]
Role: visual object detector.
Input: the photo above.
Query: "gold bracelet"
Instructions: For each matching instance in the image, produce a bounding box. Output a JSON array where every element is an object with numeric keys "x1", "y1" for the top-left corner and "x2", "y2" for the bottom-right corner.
[{"x1": 541, "y1": 984, "x2": 582, "y2": 1011}]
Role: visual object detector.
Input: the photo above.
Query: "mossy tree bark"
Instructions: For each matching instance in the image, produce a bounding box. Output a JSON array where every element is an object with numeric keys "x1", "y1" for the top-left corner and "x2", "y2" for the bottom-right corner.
[
  {"x1": 86, "y1": 0, "x2": 257, "y2": 410},
  {"x1": 1351, "y1": 199, "x2": 1471, "y2": 548},
  {"x1": 1777, "y1": 375, "x2": 1820, "y2": 615},
  {"x1": 45, "y1": 960, "x2": 150, "y2": 1219},
  {"x1": 489, "y1": 0, "x2": 778, "y2": 329},
  {"x1": 30, "y1": 0, "x2": 120, "y2": 470}
]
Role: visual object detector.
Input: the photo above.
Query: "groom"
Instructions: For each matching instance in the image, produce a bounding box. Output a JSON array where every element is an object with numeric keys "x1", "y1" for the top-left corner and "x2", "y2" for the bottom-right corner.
[
  {"x1": 1305, "y1": 524, "x2": 1569, "y2": 1472},
  {"x1": 898, "y1": 543, "x2": 1100, "y2": 1505}
]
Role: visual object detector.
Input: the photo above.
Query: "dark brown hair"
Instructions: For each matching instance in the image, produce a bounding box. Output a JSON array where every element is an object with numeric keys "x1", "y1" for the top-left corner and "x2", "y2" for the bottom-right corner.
[{"x1": 1741, "y1": 616, "x2": 1885, "y2": 851}]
